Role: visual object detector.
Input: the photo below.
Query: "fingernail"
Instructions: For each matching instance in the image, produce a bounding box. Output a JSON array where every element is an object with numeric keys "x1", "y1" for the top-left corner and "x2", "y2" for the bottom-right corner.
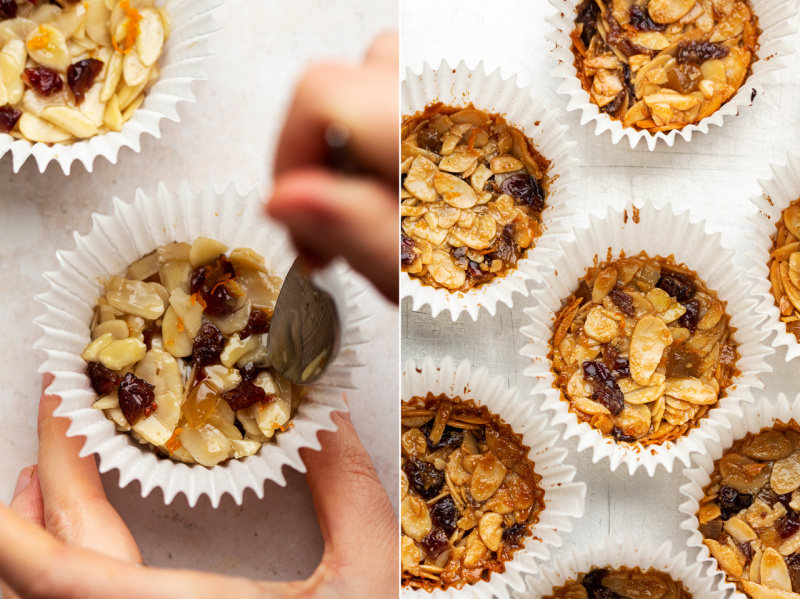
[{"x1": 13, "y1": 466, "x2": 35, "y2": 498}]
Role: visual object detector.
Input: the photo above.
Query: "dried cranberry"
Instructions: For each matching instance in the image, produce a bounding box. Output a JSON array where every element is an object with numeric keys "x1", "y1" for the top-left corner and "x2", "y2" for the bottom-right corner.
[
  {"x1": 87, "y1": 361, "x2": 122, "y2": 395},
  {"x1": 738, "y1": 540, "x2": 753, "y2": 561},
  {"x1": 657, "y1": 273, "x2": 695, "y2": 301},
  {"x1": 717, "y1": 485, "x2": 752, "y2": 520},
  {"x1": 222, "y1": 381, "x2": 273, "y2": 411},
  {"x1": 401, "y1": 235, "x2": 416, "y2": 266},
  {"x1": 600, "y1": 91, "x2": 625, "y2": 115},
  {"x1": 240, "y1": 308, "x2": 272, "y2": 339},
  {"x1": 416, "y1": 126, "x2": 441, "y2": 153},
  {"x1": 190, "y1": 255, "x2": 241, "y2": 316},
  {"x1": 466, "y1": 260, "x2": 493, "y2": 286},
  {"x1": 779, "y1": 515, "x2": 800, "y2": 539},
  {"x1": 609, "y1": 289, "x2": 635, "y2": 317},
  {"x1": 191, "y1": 322, "x2": 224, "y2": 366},
  {"x1": 575, "y1": 0, "x2": 599, "y2": 48},
  {"x1": 500, "y1": 173, "x2": 545, "y2": 212},
  {"x1": 676, "y1": 41, "x2": 730, "y2": 65},
  {"x1": 239, "y1": 362, "x2": 264, "y2": 383},
  {"x1": 67, "y1": 58, "x2": 104, "y2": 104},
  {"x1": 678, "y1": 299, "x2": 700, "y2": 333},
  {"x1": 22, "y1": 66, "x2": 63, "y2": 96},
  {"x1": 611, "y1": 426, "x2": 636, "y2": 443},
  {"x1": 403, "y1": 458, "x2": 445, "y2": 500},
  {"x1": 118, "y1": 373, "x2": 156, "y2": 426},
  {"x1": 583, "y1": 361, "x2": 624, "y2": 415},
  {"x1": 787, "y1": 554, "x2": 800, "y2": 592},
  {"x1": 0, "y1": 106, "x2": 21, "y2": 133},
  {"x1": 776, "y1": 493, "x2": 795, "y2": 511},
  {"x1": 0, "y1": 0, "x2": 16, "y2": 19},
  {"x1": 629, "y1": 4, "x2": 666, "y2": 31},
  {"x1": 420, "y1": 527, "x2": 449, "y2": 558},
  {"x1": 430, "y1": 496, "x2": 459, "y2": 535},
  {"x1": 427, "y1": 427, "x2": 464, "y2": 451},
  {"x1": 612, "y1": 357, "x2": 630, "y2": 379}
]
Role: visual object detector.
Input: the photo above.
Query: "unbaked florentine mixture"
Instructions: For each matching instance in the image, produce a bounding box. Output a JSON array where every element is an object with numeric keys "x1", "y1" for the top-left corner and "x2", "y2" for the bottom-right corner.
[{"x1": 544, "y1": 567, "x2": 694, "y2": 599}]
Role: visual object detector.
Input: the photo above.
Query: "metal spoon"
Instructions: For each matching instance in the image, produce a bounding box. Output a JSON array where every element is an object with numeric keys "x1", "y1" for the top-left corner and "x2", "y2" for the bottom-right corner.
[{"x1": 266, "y1": 258, "x2": 343, "y2": 385}]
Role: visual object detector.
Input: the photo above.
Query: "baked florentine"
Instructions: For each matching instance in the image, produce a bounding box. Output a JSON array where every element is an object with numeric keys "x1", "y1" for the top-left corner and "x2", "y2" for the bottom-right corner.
[
  {"x1": 571, "y1": 0, "x2": 758, "y2": 132},
  {"x1": 551, "y1": 252, "x2": 738, "y2": 445},
  {"x1": 544, "y1": 567, "x2": 694, "y2": 598},
  {"x1": 401, "y1": 103, "x2": 549, "y2": 291},
  {"x1": 0, "y1": 0, "x2": 168, "y2": 143},
  {"x1": 401, "y1": 394, "x2": 544, "y2": 590},
  {"x1": 699, "y1": 423, "x2": 800, "y2": 598},
  {"x1": 82, "y1": 237, "x2": 299, "y2": 467},
  {"x1": 768, "y1": 198, "x2": 800, "y2": 342}
]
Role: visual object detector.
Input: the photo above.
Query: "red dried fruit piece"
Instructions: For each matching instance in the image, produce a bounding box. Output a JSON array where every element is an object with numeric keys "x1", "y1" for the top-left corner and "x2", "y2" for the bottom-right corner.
[
  {"x1": 403, "y1": 457, "x2": 445, "y2": 500},
  {"x1": 629, "y1": 4, "x2": 666, "y2": 31},
  {"x1": 239, "y1": 362, "x2": 264, "y2": 383},
  {"x1": 239, "y1": 308, "x2": 272, "y2": 339},
  {"x1": 678, "y1": 299, "x2": 700, "y2": 332},
  {"x1": 87, "y1": 361, "x2": 122, "y2": 395},
  {"x1": 575, "y1": 0, "x2": 599, "y2": 48},
  {"x1": 222, "y1": 381, "x2": 273, "y2": 411},
  {"x1": 190, "y1": 255, "x2": 242, "y2": 316},
  {"x1": 0, "y1": 0, "x2": 17, "y2": 19},
  {"x1": 489, "y1": 224, "x2": 518, "y2": 265},
  {"x1": 68, "y1": 58, "x2": 104, "y2": 104},
  {"x1": 416, "y1": 125, "x2": 441, "y2": 153},
  {"x1": 676, "y1": 41, "x2": 730, "y2": 65},
  {"x1": 609, "y1": 289, "x2": 635, "y2": 316},
  {"x1": 22, "y1": 66, "x2": 63, "y2": 96},
  {"x1": 600, "y1": 90, "x2": 625, "y2": 115},
  {"x1": 430, "y1": 496, "x2": 459, "y2": 535},
  {"x1": 583, "y1": 360, "x2": 624, "y2": 415},
  {"x1": 779, "y1": 515, "x2": 800, "y2": 539},
  {"x1": 118, "y1": 373, "x2": 157, "y2": 426},
  {"x1": 191, "y1": 322, "x2": 224, "y2": 366},
  {"x1": 401, "y1": 235, "x2": 416, "y2": 265},
  {"x1": 500, "y1": 173, "x2": 545, "y2": 212},
  {"x1": 0, "y1": 106, "x2": 21, "y2": 133},
  {"x1": 421, "y1": 527, "x2": 449, "y2": 559},
  {"x1": 657, "y1": 273, "x2": 695, "y2": 301}
]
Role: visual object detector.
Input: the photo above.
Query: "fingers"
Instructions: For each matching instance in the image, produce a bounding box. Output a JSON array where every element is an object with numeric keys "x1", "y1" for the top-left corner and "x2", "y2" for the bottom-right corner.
[
  {"x1": 268, "y1": 169, "x2": 399, "y2": 301},
  {"x1": 37, "y1": 377, "x2": 141, "y2": 563},
  {"x1": 9, "y1": 466, "x2": 44, "y2": 528},
  {"x1": 273, "y1": 38, "x2": 399, "y2": 184},
  {"x1": 302, "y1": 412, "x2": 398, "y2": 592},
  {"x1": 363, "y1": 31, "x2": 399, "y2": 67}
]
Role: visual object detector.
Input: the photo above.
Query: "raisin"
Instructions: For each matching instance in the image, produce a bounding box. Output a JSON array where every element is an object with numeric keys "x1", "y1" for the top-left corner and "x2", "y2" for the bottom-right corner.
[
  {"x1": 430, "y1": 496, "x2": 459, "y2": 535},
  {"x1": 779, "y1": 515, "x2": 800, "y2": 539},
  {"x1": 488, "y1": 224, "x2": 518, "y2": 265},
  {"x1": 600, "y1": 90, "x2": 625, "y2": 115},
  {"x1": 593, "y1": 589, "x2": 622, "y2": 599},
  {"x1": 0, "y1": 0, "x2": 16, "y2": 19},
  {"x1": 403, "y1": 458, "x2": 445, "y2": 500},
  {"x1": 583, "y1": 361, "x2": 624, "y2": 415},
  {"x1": 717, "y1": 485, "x2": 752, "y2": 520},
  {"x1": 118, "y1": 373, "x2": 157, "y2": 426},
  {"x1": 420, "y1": 527, "x2": 449, "y2": 559},
  {"x1": 622, "y1": 64, "x2": 635, "y2": 100},
  {"x1": 678, "y1": 299, "x2": 700, "y2": 333},
  {"x1": 609, "y1": 289, "x2": 635, "y2": 317},
  {"x1": 575, "y1": 0, "x2": 599, "y2": 48},
  {"x1": 452, "y1": 245, "x2": 469, "y2": 269},
  {"x1": 466, "y1": 261, "x2": 493, "y2": 286},
  {"x1": 416, "y1": 126, "x2": 441, "y2": 153},
  {"x1": 657, "y1": 273, "x2": 695, "y2": 301},
  {"x1": 22, "y1": 66, "x2": 63, "y2": 96},
  {"x1": 240, "y1": 308, "x2": 272, "y2": 339},
  {"x1": 777, "y1": 493, "x2": 795, "y2": 511},
  {"x1": 612, "y1": 357, "x2": 630, "y2": 379},
  {"x1": 87, "y1": 361, "x2": 122, "y2": 395},
  {"x1": 239, "y1": 362, "x2": 264, "y2": 383},
  {"x1": 500, "y1": 173, "x2": 545, "y2": 212},
  {"x1": 582, "y1": 569, "x2": 609, "y2": 592},
  {"x1": 401, "y1": 235, "x2": 416, "y2": 266},
  {"x1": 191, "y1": 322, "x2": 224, "y2": 366},
  {"x1": 676, "y1": 41, "x2": 730, "y2": 65},
  {"x1": 787, "y1": 554, "x2": 800, "y2": 593},
  {"x1": 611, "y1": 426, "x2": 636, "y2": 443},
  {"x1": 502, "y1": 522, "x2": 527, "y2": 547},
  {"x1": 67, "y1": 58, "x2": 104, "y2": 104},
  {"x1": 427, "y1": 427, "x2": 464, "y2": 451},
  {"x1": 629, "y1": 4, "x2": 666, "y2": 31},
  {"x1": 0, "y1": 105, "x2": 20, "y2": 133},
  {"x1": 738, "y1": 540, "x2": 753, "y2": 561},
  {"x1": 190, "y1": 255, "x2": 241, "y2": 316},
  {"x1": 699, "y1": 520, "x2": 724, "y2": 541},
  {"x1": 222, "y1": 381, "x2": 273, "y2": 411},
  {"x1": 141, "y1": 323, "x2": 159, "y2": 350}
]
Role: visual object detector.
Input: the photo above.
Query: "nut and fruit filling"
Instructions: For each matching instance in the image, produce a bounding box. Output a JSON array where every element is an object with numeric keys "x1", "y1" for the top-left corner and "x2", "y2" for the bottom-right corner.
[
  {"x1": 571, "y1": 0, "x2": 759, "y2": 132},
  {"x1": 82, "y1": 237, "x2": 301, "y2": 467},
  {"x1": 0, "y1": 0, "x2": 169, "y2": 144},
  {"x1": 699, "y1": 424, "x2": 800, "y2": 598},
  {"x1": 769, "y1": 199, "x2": 800, "y2": 342},
  {"x1": 551, "y1": 253, "x2": 738, "y2": 445},
  {"x1": 400, "y1": 103, "x2": 550, "y2": 292},
  {"x1": 544, "y1": 567, "x2": 694, "y2": 599},
  {"x1": 400, "y1": 394, "x2": 544, "y2": 590}
]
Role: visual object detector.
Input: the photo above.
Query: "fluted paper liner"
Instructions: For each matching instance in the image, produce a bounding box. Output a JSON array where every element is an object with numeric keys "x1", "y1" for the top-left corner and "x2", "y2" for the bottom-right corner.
[
  {"x1": 401, "y1": 357, "x2": 586, "y2": 599},
  {"x1": 747, "y1": 152, "x2": 800, "y2": 361},
  {"x1": 401, "y1": 60, "x2": 579, "y2": 321},
  {"x1": 545, "y1": 0, "x2": 796, "y2": 150},
  {"x1": 0, "y1": 0, "x2": 223, "y2": 174},
  {"x1": 680, "y1": 393, "x2": 800, "y2": 599},
  {"x1": 33, "y1": 182, "x2": 370, "y2": 507},
  {"x1": 518, "y1": 535, "x2": 729, "y2": 598},
  {"x1": 520, "y1": 202, "x2": 773, "y2": 475}
]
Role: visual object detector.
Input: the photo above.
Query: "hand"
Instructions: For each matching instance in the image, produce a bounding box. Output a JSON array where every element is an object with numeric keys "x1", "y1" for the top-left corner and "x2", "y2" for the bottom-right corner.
[
  {"x1": 0, "y1": 377, "x2": 398, "y2": 599},
  {"x1": 267, "y1": 33, "x2": 399, "y2": 302}
]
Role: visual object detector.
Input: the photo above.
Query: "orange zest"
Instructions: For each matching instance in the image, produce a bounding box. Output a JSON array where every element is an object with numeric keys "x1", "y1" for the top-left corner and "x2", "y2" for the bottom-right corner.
[
  {"x1": 165, "y1": 428, "x2": 183, "y2": 454},
  {"x1": 27, "y1": 26, "x2": 51, "y2": 51},
  {"x1": 190, "y1": 293, "x2": 207, "y2": 311},
  {"x1": 278, "y1": 423, "x2": 294, "y2": 433},
  {"x1": 112, "y1": 1, "x2": 142, "y2": 55},
  {"x1": 176, "y1": 315, "x2": 185, "y2": 333}
]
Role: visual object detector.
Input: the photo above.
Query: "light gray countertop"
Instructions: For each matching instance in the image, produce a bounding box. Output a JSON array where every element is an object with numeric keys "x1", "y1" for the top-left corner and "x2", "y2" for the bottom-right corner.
[
  {"x1": 0, "y1": 0, "x2": 398, "y2": 586},
  {"x1": 401, "y1": 0, "x2": 800, "y2": 592}
]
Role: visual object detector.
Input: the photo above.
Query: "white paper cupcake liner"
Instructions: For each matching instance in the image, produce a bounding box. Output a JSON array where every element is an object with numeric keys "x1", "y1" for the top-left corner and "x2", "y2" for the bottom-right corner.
[
  {"x1": 401, "y1": 60, "x2": 579, "y2": 321},
  {"x1": 746, "y1": 152, "x2": 800, "y2": 362},
  {"x1": 520, "y1": 201, "x2": 773, "y2": 475},
  {"x1": 32, "y1": 181, "x2": 370, "y2": 508},
  {"x1": 0, "y1": 0, "x2": 223, "y2": 174},
  {"x1": 517, "y1": 535, "x2": 729, "y2": 598},
  {"x1": 680, "y1": 392, "x2": 800, "y2": 599},
  {"x1": 401, "y1": 356, "x2": 586, "y2": 599},
  {"x1": 545, "y1": 0, "x2": 796, "y2": 150}
]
